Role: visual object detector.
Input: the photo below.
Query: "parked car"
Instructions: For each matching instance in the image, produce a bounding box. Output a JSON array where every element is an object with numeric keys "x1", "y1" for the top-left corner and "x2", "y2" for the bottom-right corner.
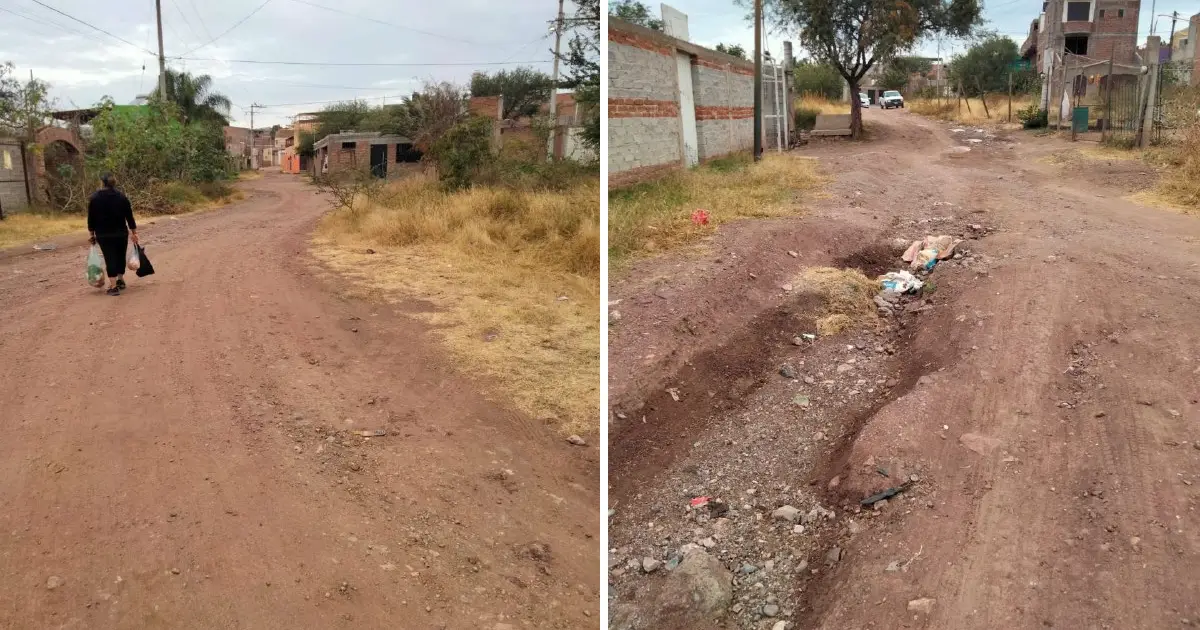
[
  {"x1": 880, "y1": 90, "x2": 905, "y2": 109},
  {"x1": 859, "y1": 92, "x2": 870, "y2": 108}
]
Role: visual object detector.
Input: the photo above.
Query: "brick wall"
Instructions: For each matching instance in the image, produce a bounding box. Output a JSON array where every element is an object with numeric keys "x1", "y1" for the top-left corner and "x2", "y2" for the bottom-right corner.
[{"x1": 608, "y1": 18, "x2": 758, "y2": 188}]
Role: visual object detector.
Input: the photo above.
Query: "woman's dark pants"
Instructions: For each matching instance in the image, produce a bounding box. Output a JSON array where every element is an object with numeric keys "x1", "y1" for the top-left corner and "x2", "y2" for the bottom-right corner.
[{"x1": 96, "y1": 234, "x2": 128, "y2": 279}]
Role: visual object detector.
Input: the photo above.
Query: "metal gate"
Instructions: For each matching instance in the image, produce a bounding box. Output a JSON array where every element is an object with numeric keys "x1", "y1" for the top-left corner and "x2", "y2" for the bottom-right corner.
[
  {"x1": 1100, "y1": 74, "x2": 1142, "y2": 145},
  {"x1": 761, "y1": 59, "x2": 788, "y2": 152},
  {"x1": 1153, "y1": 60, "x2": 1196, "y2": 144},
  {"x1": 0, "y1": 139, "x2": 30, "y2": 215}
]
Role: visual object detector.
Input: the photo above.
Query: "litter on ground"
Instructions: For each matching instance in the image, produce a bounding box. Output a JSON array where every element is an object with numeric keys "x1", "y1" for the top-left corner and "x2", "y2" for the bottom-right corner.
[{"x1": 880, "y1": 271, "x2": 924, "y2": 294}]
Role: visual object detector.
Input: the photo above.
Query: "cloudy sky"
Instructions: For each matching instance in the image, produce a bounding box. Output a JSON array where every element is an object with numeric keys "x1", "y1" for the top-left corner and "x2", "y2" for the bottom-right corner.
[
  {"x1": 662, "y1": 0, "x2": 1196, "y2": 64},
  {"x1": 0, "y1": 0, "x2": 564, "y2": 127}
]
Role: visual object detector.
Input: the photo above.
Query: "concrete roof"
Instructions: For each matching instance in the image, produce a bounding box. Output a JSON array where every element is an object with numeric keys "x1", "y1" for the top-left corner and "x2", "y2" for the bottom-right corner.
[{"x1": 313, "y1": 131, "x2": 412, "y2": 149}]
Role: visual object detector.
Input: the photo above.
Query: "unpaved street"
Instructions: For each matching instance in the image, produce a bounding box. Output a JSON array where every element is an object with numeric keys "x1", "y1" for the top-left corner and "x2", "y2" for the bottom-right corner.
[
  {"x1": 0, "y1": 173, "x2": 599, "y2": 629},
  {"x1": 608, "y1": 110, "x2": 1200, "y2": 629}
]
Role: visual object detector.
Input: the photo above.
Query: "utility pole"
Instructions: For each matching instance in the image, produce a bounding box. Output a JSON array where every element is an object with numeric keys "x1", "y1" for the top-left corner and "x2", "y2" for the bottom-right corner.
[
  {"x1": 249, "y1": 103, "x2": 262, "y2": 170},
  {"x1": 753, "y1": 0, "x2": 762, "y2": 160},
  {"x1": 155, "y1": 0, "x2": 167, "y2": 99},
  {"x1": 547, "y1": 0, "x2": 565, "y2": 160},
  {"x1": 1167, "y1": 11, "x2": 1179, "y2": 60}
]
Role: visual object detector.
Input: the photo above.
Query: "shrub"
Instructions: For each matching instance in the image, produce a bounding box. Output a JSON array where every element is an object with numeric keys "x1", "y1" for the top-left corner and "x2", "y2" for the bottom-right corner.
[
  {"x1": 430, "y1": 116, "x2": 494, "y2": 190},
  {"x1": 1017, "y1": 103, "x2": 1048, "y2": 129},
  {"x1": 794, "y1": 107, "x2": 820, "y2": 131}
]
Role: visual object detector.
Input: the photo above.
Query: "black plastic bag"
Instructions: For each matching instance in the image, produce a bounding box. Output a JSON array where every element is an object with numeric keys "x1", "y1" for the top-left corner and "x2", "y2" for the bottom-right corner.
[{"x1": 134, "y1": 244, "x2": 155, "y2": 277}]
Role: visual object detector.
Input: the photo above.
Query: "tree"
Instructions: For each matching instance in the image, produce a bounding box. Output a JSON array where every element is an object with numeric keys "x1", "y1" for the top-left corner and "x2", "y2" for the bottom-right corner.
[
  {"x1": 315, "y1": 100, "x2": 375, "y2": 140},
  {"x1": 792, "y1": 60, "x2": 844, "y2": 99},
  {"x1": 559, "y1": 0, "x2": 600, "y2": 155},
  {"x1": 470, "y1": 67, "x2": 554, "y2": 119},
  {"x1": 715, "y1": 43, "x2": 748, "y2": 59},
  {"x1": 609, "y1": 0, "x2": 662, "y2": 30},
  {"x1": 946, "y1": 34, "x2": 1034, "y2": 97},
  {"x1": 759, "y1": 0, "x2": 981, "y2": 137},
  {"x1": 163, "y1": 69, "x2": 232, "y2": 126},
  {"x1": 0, "y1": 62, "x2": 53, "y2": 140}
]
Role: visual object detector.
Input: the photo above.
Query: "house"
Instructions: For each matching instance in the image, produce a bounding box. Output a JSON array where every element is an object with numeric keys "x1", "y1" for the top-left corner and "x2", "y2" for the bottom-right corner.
[
  {"x1": 1021, "y1": 0, "x2": 1143, "y2": 106},
  {"x1": 311, "y1": 131, "x2": 422, "y2": 179},
  {"x1": 468, "y1": 91, "x2": 591, "y2": 160},
  {"x1": 224, "y1": 126, "x2": 253, "y2": 168}
]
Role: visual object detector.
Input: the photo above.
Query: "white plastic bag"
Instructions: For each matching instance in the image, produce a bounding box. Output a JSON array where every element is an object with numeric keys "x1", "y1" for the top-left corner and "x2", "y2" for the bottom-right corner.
[
  {"x1": 86, "y1": 245, "x2": 105, "y2": 288},
  {"x1": 127, "y1": 243, "x2": 141, "y2": 271}
]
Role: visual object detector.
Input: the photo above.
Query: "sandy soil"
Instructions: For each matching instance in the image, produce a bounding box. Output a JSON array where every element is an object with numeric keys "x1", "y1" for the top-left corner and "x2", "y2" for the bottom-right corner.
[
  {"x1": 608, "y1": 110, "x2": 1200, "y2": 629},
  {"x1": 0, "y1": 172, "x2": 599, "y2": 629}
]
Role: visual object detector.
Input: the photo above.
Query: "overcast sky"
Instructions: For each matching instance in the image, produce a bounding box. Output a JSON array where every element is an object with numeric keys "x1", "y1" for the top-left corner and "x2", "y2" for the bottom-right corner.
[
  {"x1": 0, "y1": 0, "x2": 564, "y2": 127},
  {"x1": 663, "y1": 0, "x2": 1196, "y2": 65}
]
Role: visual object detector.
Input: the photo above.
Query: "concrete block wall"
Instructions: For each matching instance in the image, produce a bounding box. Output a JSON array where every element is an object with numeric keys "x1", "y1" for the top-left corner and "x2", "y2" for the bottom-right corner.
[{"x1": 608, "y1": 18, "x2": 759, "y2": 188}]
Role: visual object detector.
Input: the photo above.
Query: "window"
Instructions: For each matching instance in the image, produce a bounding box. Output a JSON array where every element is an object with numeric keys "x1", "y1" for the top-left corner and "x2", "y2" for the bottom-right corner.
[
  {"x1": 341, "y1": 141, "x2": 356, "y2": 150},
  {"x1": 395, "y1": 143, "x2": 422, "y2": 163},
  {"x1": 1117, "y1": 9, "x2": 1124, "y2": 17},
  {"x1": 1042, "y1": 1, "x2": 1048, "y2": 11},
  {"x1": 1065, "y1": 35, "x2": 1089, "y2": 55},
  {"x1": 1098, "y1": 9, "x2": 1105, "y2": 17},
  {"x1": 1065, "y1": 1, "x2": 1090, "y2": 21}
]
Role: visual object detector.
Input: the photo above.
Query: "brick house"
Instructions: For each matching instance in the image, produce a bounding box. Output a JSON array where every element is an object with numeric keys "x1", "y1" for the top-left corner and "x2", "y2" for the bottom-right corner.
[
  {"x1": 1021, "y1": 0, "x2": 1143, "y2": 107},
  {"x1": 468, "y1": 91, "x2": 589, "y2": 160},
  {"x1": 311, "y1": 131, "x2": 422, "y2": 179}
]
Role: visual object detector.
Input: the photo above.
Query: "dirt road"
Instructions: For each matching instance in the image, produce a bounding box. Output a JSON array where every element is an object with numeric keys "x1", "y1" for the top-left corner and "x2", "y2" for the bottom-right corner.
[
  {"x1": 608, "y1": 110, "x2": 1199, "y2": 629},
  {"x1": 0, "y1": 173, "x2": 599, "y2": 629}
]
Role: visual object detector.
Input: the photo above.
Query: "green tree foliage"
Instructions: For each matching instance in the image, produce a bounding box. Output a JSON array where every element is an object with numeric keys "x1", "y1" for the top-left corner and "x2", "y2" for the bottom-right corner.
[
  {"x1": 313, "y1": 82, "x2": 466, "y2": 151},
  {"x1": 0, "y1": 61, "x2": 53, "y2": 139},
  {"x1": 609, "y1": 0, "x2": 662, "y2": 30},
  {"x1": 470, "y1": 67, "x2": 554, "y2": 119},
  {"x1": 879, "y1": 57, "x2": 933, "y2": 90},
  {"x1": 792, "y1": 60, "x2": 844, "y2": 99},
  {"x1": 758, "y1": 0, "x2": 982, "y2": 136},
  {"x1": 560, "y1": 0, "x2": 600, "y2": 155},
  {"x1": 715, "y1": 43, "x2": 748, "y2": 59},
  {"x1": 163, "y1": 69, "x2": 232, "y2": 126},
  {"x1": 430, "y1": 116, "x2": 494, "y2": 191},
  {"x1": 947, "y1": 34, "x2": 1037, "y2": 96}
]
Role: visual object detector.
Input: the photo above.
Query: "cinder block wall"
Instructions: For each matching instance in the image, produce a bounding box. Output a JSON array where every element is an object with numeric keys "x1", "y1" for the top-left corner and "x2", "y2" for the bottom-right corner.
[
  {"x1": 1091, "y1": 0, "x2": 1140, "y2": 64},
  {"x1": 608, "y1": 19, "x2": 758, "y2": 188}
]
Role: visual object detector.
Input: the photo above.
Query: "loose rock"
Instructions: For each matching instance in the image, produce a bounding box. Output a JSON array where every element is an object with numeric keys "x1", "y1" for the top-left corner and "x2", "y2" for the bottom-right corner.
[
  {"x1": 763, "y1": 603, "x2": 780, "y2": 617},
  {"x1": 566, "y1": 435, "x2": 587, "y2": 446},
  {"x1": 642, "y1": 557, "x2": 661, "y2": 573},
  {"x1": 772, "y1": 505, "x2": 801, "y2": 522},
  {"x1": 46, "y1": 576, "x2": 63, "y2": 590},
  {"x1": 908, "y1": 598, "x2": 936, "y2": 614},
  {"x1": 780, "y1": 365, "x2": 797, "y2": 379}
]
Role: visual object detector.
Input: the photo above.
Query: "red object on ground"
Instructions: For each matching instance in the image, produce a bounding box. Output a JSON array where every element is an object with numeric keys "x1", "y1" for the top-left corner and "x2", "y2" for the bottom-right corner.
[
  {"x1": 691, "y1": 209, "x2": 710, "y2": 226},
  {"x1": 690, "y1": 496, "x2": 710, "y2": 508}
]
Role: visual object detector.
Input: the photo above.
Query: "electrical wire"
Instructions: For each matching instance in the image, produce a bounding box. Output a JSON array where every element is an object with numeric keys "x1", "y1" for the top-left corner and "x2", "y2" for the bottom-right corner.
[
  {"x1": 170, "y1": 0, "x2": 204, "y2": 47},
  {"x1": 177, "y1": 0, "x2": 272, "y2": 56},
  {"x1": 282, "y1": 0, "x2": 504, "y2": 46},
  {"x1": 172, "y1": 57, "x2": 553, "y2": 67},
  {"x1": 26, "y1": 0, "x2": 157, "y2": 55},
  {"x1": 187, "y1": 0, "x2": 215, "y2": 40}
]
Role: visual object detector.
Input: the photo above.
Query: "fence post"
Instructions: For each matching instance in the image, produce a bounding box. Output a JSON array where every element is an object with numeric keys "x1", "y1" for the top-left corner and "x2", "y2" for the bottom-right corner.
[
  {"x1": 1103, "y1": 53, "x2": 1114, "y2": 142},
  {"x1": 1007, "y1": 72, "x2": 1013, "y2": 123},
  {"x1": 1137, "y1": 36, "x2": 1161, "y2": 147}
]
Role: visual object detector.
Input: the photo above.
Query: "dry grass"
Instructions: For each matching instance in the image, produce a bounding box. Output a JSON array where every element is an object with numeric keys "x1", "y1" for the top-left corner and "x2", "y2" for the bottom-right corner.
[
  {"x1": 909, "y1": 95, "x2": 1035, "y2": 124},
  {"x1": 312, "y1": 173, "x2": 600, "y2": 435},
  {"x1": 795, "y1": 267, "x2": 880, "y2": 336},
  {"x1": 1039, "y1": 145, "x2": 1144, "y2": 166},
  {"x1": 609, "y1": 153, "x2": 824, "y2": 264},
  {"x1": 0, "y1": 213, "x2": 87, "y2": 249},
  {"x1": 794, "y1": 93, "x2": 852, "y2": 115}
]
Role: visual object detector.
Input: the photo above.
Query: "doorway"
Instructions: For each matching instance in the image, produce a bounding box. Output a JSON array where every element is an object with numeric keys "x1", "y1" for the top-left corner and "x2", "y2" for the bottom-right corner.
[{"x1": 369, "y1": 144, "x2": 387, "y2": 178}]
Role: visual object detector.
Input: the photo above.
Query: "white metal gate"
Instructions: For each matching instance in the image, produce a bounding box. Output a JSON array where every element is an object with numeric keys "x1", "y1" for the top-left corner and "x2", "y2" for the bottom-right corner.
[{"x1": 761, "y1": 59, "x2": 788, "y2": 152}]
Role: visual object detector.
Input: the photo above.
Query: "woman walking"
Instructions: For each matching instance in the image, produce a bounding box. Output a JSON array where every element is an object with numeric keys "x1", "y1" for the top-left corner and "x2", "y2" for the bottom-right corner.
[{"x1": 87, "y1": 173, "x2": 138, "y2": 296}]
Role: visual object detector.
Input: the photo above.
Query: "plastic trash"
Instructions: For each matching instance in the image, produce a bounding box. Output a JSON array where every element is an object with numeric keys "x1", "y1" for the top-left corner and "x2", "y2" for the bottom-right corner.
[
  {"x1": 134, "y1": 245, "x2": 155, "y2": 277},
  {"x1": 914, "y1": 248, "x2": 939, "y2": 271},
  {"x1": 86, "y1": 245, "x2": 105, "y2": 288},
  {"x1": 880, "y1": 270, "x2": 923, "y2": 294},
  {"x1": 126, "y1": 244, "x2": 141, "y2": 271}
]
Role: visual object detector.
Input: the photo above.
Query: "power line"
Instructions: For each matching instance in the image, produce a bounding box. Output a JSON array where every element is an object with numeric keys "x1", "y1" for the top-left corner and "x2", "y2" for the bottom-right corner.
[
  {"x1": 186, "y1": 0, "x2": 215, "y2": 40},
  {"x1": 172, "y1": 57, "x2": 553, "y2": 67},
  {"x1": 177, "y1": 0, "x2": 272, "y2": 56},
  {"x1": 26, "y1": 0, "x2": 157, "y2": 55},
  {"x1": 170, "y1": 0, "x2": 203, "y2": 47},
  {"x1": 283, "y1": 0, "x2": 500, "y2": 46}
]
